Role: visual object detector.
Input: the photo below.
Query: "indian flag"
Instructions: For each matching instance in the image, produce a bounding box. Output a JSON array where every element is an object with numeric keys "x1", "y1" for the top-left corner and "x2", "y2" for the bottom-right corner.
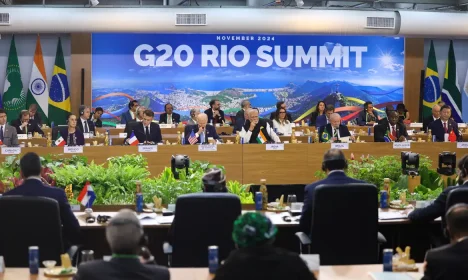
[
  {"x1": 256, "y1": 127, "x2": 267, "y2": 144},
  {"x1": 27, "y1": 35, "x2": 49, "y2": 124}
]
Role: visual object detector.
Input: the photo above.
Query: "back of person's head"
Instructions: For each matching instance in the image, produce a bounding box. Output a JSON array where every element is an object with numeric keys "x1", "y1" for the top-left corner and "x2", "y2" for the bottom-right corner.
[
  {"x1": 325, "y1": 104, "x2": 335, "y2": 112},
  {"x1": 202, "y1": 168, "x2": 227, "y2": 192},
  {"x1": 232, "y1": 212, "x2": 277, "y2": 248},
  {"x1": 20, "y1": 152, "x2": 41, "y2": 178},
  {"x1": 446, "y1": 204, "x2": 468, "y2": 241},
  {"x1": 396, "y1": 103, "x2": 406, "y2": 111},
  {"x1": 276, "y1": 101, "x2": 285, "y2": 109},
  {"x1": 106, "y1": 209, "x2": 143, "y2": 254},
  {"x1": 322, "y1": 149, "x2": 347, "y2": 172}
]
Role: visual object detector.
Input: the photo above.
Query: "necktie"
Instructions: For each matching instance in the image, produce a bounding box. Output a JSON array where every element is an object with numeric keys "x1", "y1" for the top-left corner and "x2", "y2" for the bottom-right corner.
[
  {"x1": 145, "y1": 126, "x2": 150, "y2": 141},
  {"x1": 84, "y1": 121, "x2": 89, "y2": 133},
  {"x1": 333, "y1": 128, "x2": 338, "y2": 138},
  {"x1": 0, "y1": 126, "x2": 4, "y2": 141},
  {"x1": 443, "y1": 122, "x2": 448, "y2": 133},
  {"x1": 392, "y1": 125, "x2": 397, "y2": 138},
  {"x1": 200, "y1": 132, "x2": 205, "y2": 144}
]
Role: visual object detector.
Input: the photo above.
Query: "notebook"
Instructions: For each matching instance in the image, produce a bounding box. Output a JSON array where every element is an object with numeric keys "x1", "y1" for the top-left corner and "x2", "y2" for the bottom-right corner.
[{"x1": 368, "y1": 272, "x2": 421, "y2": 280}]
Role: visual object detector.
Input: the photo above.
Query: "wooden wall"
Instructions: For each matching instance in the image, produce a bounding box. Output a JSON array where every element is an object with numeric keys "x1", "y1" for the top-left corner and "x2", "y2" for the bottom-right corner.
[{"x1": 404, "y1": 38, "x2": 425, "y2": 122}]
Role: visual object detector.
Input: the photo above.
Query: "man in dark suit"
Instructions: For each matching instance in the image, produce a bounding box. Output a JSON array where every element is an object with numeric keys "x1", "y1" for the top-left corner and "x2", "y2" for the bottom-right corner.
[
  {"x1": 11, "y1": 110, "x2": 44, "y2": 136},
  {"x1": 374, "y1": 111, "x2": 409, "y2": 142},
  {"x1": 159, "y1": 103, "x2": 181, "y2": 124},
  {"x1": 204, "y1": 99, "x2": 225, "y2": 125},
  {"x1": 357, "y1": 101, "x2": 379, "y2": 126},
  {"x1": 299, "y1": 149, "x2": 364, "y2": 233},
  {"x1": 131, "y1": 110, "x2": 162, "y2": 144},
  {"x1": 184, "y1": 113, "x2": 221, "y2": 144},
  {"x1": 76, "y1": 105, "x2": 96, "y2": 135},
  {"x1": 428, "y1": 105, "x2": 460, "y2": 142},
  {"x1": 242, "y1": 109, "x2": 280, "y2": 144},
  {"x1": 74, "y1": 209, "x2": 170, "y2": 280},
  {"x1": 318, "y1": 113, "x2": 352, "y2": 143},
  {"x1": 422, "y1": 204, "x2": 468, "y2": 280},
  {"x1": 28, "y1": 104, "x2": 42, "y2": 126},
  {"x1": 91, "y1": 107, "x2": 103, "y2": 128},
  {"x1": 234, "y1": 100, "x2": 251, "y2": 134},
  {"x1": 0, "y1": 108, "x2": 18, "y2": 147},
  {"x1": 120, "y1": 100, "x2": 139, "y2": 124},
  {"x1": 423, "y1": 104, "x2": 441, "y2": 133},
  {"x1": 316, "y1": 105, "x2": 334, "y2": 128},
  {"x1": 269, "y1": 101, "x2": 292, "y2": 122},
  {"x1": 3, "y1": 152, "x2": 80, "y2": 250}
]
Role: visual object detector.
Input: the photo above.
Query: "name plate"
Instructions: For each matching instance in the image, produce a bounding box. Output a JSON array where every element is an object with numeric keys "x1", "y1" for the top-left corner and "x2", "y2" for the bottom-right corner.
[
  {"x1": 159, "y1": 124, "x2": 172, "y2": 129},
  {"x1": 115, "y1": 124, "x2": 126, "y2": 129},
  {"x1": 70, "y1": 205, "x2": 80, "y2": 212},
  {"x1": 410, "y1": 123, "x2": 423, "y2": 128},
  {"x1": 266, "y1": 144, "x2": 284, "y2": 151},
  {"x1": 393, "y1": 142, "x2": 411, "y2": 149},
  {"x1": 1, "y1": 147, "x2": 21, "y2": 155},
  {"x1": 198, "y1": 144, "x2": 217, "y2": 152},
  {"x1": 138, "y1": 145, "x2": 158, "y2": 153},
  {"x1": 64, "y1": 146, "x2": 84, "y2": 153},
  {"x1": 457, "y1": 142, "x2": 468, "y2": 148},
  {"x1": 331, "y1": 143, "x2": 349, "y2": 149},
  {"x1": 119, "y1": 133, "x2": 127, "y2": 138},
  {"x1": 83, "y1": 133, "x2": 90, "y2": 139},
  {"x1": 459, "y1": 123, "x2": 467, "y2": 128},
  {"x1": 18, "y1": 134, "x2": 27, "y2": 140}
]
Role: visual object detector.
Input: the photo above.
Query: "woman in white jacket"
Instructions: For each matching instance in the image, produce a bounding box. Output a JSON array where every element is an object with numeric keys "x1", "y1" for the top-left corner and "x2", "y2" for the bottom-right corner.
[{"x1": 272, "y1": 108, "x2": 292, "y2": 136}]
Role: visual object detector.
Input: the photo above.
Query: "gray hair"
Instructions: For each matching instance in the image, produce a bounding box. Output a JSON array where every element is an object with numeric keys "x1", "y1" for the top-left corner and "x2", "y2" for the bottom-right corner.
[
  {"x1": 190, "y1": 108, "x2": 200, "y2": 118},
  {"x1": 330, "y1": 113, "x2": 341, "y2": 121},
  {"x1": 197, "y1": 113, "x2": 208, "y2": 122},
  {"x1": 106, "y1": 209, "x2": 143, "y2": 254},
  {"x1": 241, "y1": 100, "x2": 250, "y2": 109}
]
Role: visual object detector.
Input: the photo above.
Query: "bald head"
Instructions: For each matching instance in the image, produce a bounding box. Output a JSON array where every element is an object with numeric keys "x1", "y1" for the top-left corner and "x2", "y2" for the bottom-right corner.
[
  {"x1": 330, "y1": 113, "x2": 341, "y2": 128},
  {"x1": 197, "y1": 113, "x2": 208, "y2": 127},
  {"x1": 432, "y1": 104, "x2": 441, "y2": 119}
]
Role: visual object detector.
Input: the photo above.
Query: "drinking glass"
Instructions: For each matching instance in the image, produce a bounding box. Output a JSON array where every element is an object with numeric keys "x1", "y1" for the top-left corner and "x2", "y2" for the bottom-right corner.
[
  {"x1": 287, "y1": 195, "x2": 297, "y2": 207},
  {"x1": 81, "y1": 250, "x2": 94, "y2": 264}
]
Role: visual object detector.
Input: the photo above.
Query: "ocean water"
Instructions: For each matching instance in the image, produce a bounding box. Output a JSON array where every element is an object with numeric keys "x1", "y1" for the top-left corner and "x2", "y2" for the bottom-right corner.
[{"x1": 248, "y1": 92, "x2": 277, "y2": 107}]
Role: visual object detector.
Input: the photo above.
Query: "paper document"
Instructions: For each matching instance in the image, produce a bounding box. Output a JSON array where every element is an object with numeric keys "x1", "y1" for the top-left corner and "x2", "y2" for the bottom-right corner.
[
  {"x1": 156, "y1": 216, "x2": 174, "y2": 224},
  {"x1": 368, "y1": 272, "x2": 421, "y2": 280},
  {"x1": 138, "y1": 213, "x2": 157, "y2": 220},
  {"x1": 379, "y1": 212, "x2": 407, "y2": 220}
]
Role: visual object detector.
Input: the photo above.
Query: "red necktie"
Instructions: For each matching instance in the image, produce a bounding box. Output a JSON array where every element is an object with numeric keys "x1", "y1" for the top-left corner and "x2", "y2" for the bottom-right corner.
[
  {"x1": 443, "y1": 122, "x2": 448, "y2": 133},
  {"x1": 392, "y1": 126, "x2": 397, "y2": 138}
]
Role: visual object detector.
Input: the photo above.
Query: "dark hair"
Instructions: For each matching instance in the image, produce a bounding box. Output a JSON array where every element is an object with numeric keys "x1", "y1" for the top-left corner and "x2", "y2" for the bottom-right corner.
[
  {"x1": 128, "y1": 100, "x2": 138, "y2": 109},
  {"x1": 209, "y1": 99, "x2": 219, "y2": 108},
  {"x1": 276, "y1": 101, "x2": 285, "y2": 110},
  {"x1": 0, "y1": 108, "x2": 6, "y2": 115},
  {"x1": 364, "y1": 101, "x2": 373, "y2": 110},
  {"x1": 322, "y1": 149, "x2": 347, "y2": 171},
  {"x1": 164, "y1": 103, "x2": 172, "y2": 111},
  {"x1": 143, "y1": 110, "x2": 154, "y2": 118},
  {"x1": 19, "y1": 110, "x2": 29, "y2": 119},
  {"x1": 441, "y1": 105, "x2": 452, "y2": 112},
  {"x1": 446, "y1": 204, "x2": 468, "y2": 237},
  {"x1": 396, "y1": 103, "x2": 407, "y2": 112},
  {"x1": 325, "y1": 104, "x2": 335, "y2": 112},
  {"x1": 274, "y1": 108, "x2": 288, "y2": 123},
  {"x1": 20, "y1": 152, "x2": 41, "y2": 178},
  {"x1": 28, "y1": 104, "x2": 38, "y2": 110},
  {"x1": 202, "y1": 168, "x2": 227, "y2": 193},
  {"x1": 95, "y1": 107, "x2": 104, "y2": 113},
  {"x1": 315, "y1": 101, "x2": 326, "y2": 115}
]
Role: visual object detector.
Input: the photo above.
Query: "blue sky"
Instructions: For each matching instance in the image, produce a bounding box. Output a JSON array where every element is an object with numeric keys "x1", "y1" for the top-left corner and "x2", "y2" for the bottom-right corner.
[{"x1": 92, "y1": 33, "x2": 404, "y2": 89}]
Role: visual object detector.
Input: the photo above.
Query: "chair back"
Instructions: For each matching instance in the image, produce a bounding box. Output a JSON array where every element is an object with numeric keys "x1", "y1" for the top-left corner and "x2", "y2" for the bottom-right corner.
[
  {"x1": 310, "y1": 183, "x2": 378, "y2": 265},
  {"x1": 445, "y1": 187, "x2": 468, "y2": 228},
  {"x1": 0, "y1": 196, "x2": 64, "y2": 267},
  {"x1": 171, "y1": 193, "x2": 241, "y2": 267}
]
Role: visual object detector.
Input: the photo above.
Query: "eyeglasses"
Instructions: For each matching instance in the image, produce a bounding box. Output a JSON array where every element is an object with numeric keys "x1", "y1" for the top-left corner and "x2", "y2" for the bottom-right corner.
[{"x1": 279, "y1": 112, "x2": 286, "y2": 114}]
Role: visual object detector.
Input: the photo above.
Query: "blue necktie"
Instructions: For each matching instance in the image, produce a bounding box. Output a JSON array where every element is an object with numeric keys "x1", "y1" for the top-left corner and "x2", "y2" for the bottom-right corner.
[{"x1": 0, "y1": 126, "x2": 3, "y2": 141}]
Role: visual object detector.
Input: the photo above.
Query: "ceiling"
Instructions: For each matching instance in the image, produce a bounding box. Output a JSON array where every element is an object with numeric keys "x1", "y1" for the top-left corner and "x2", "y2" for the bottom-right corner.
[{"x1": 1, "y1": 0, "x2": 465, "y2": 11}]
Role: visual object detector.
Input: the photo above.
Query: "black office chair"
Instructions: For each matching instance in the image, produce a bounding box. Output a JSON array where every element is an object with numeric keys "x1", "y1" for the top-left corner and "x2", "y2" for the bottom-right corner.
[
  {"x1": 164, "y1": 193, "x2": 241, "y2": 267},
  {"x1": 0, "y1": 196, "x2": 64, "y2": 267},
  {"x1": 295, "y1": 183, "x2": 384, "y2": 265},
  {"x1": 444, "y1": 187, "x2": 468, "y2": 235}
]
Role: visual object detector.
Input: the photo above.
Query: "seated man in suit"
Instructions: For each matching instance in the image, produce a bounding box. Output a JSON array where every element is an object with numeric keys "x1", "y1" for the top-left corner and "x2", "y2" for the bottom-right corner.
[
  {"x1": 374, "y1": 111, "x2": 409, "y2": 142},
  {"x1": 269, "y1": 101, "x2": 292, "y2": 122},
  {"x1": 423, "y1": 104, "x2": 441, "y2": 133},
  {"x1": 75, "y1": 209, "x2": 170, "y2": 280},
  {"x1": 28, "y1": 104, "x2": 42, "y2": 126},
  {"x1": 316, "y1": 105, "x2": 334, "y2": 128},
  {"x1": 357, "y1": 101, "x2": 380, "y2": 126},
  {"x1": 242, "y1": 109, "x2": 280, "y2": 144},
  {"x1": 90, "y1": 107, "x2": 103, "y2": 128},
  {"x1": 130, "y1": 110, "x2": 162, "y2": 144},
  {"x1": 159, "y1": 103, "x2": 181, "y2": 124},
  {"x1": 0, "y1": 108, "x2": 18, "y2": 147},
  {"x1": 299, "y1": 149, "x2": 364, "y2": 234},
  {"x1": 3, "y1": 152, "x2": 80, "y2": 251},
  {"x1": 234, "y1": 100, "x2": 251, "y2": 134},
  {"x1": 120, "y1": 100, "x2": 139, "y2": 124},
  {"x1": 429, "y1": 105, "x2": 460, "y2": 142},
  {"x1": 204, "y1": 99, "x2": 225, "y2": 125},
  {"x1": 319, "y1": 113, "x2": 353, "y2": 143},
  {"x1": 11, "y1": 110, "x2": 44, "y2": 136},
  {"x1": 77, "y1": 105, "x2": 96, "y2": 135},
  {"x1": 234, "y1": 107, "x2": 251, "y2": 135},
  {"x1": 184, "y1": 113, "x2": 221, "y2": 145},
  {"x1": 422, "y1": 203, "x2": 468, "y2": 280},
  {"x1": 377, "y1": 105, "x2": 403, "y2": 126}
]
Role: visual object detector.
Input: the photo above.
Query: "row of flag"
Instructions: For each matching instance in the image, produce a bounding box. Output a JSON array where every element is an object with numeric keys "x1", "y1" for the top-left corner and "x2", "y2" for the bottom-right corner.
[
  {"x1": 423, "y1": 40, "x2": 463, "y2": 122},
  {"x1": 2, "y1": 35, "x2": 71, "y2": 125}
]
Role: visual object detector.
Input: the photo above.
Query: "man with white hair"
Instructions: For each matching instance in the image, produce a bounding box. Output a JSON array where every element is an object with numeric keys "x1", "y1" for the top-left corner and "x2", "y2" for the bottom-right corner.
[
  {"x1": 242, "y1": 109, "x2": 280, "y2": 144},
  {"x1": 423, "y1": 104, "x2": 441, "y2": 133},
  {"x1": 319, "y1": 113, "x2": 353, "y2": 143},
  {"x1": 184, "y1": 113, "x2": 221, "y2": 144},
  {"x1": 75, "y1": 209, "x2": 169, "y2": 280}
]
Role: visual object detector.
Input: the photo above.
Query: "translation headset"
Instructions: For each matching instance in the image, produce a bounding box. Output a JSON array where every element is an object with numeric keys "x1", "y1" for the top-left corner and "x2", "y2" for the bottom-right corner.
[
  {"x1": 79, "y1": 105, "x2": 86, "y2": 116},
  {"x1": 321, "y1": 155, "x2": 348, "y2": 172}
]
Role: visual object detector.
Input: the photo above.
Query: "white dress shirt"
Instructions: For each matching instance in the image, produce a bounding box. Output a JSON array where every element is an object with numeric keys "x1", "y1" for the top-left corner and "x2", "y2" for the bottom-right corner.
[
  {"x1": 81, "y1": 118, "x2": 89, "y2": 132},
  {"x1": 272, "y1": 119, "x2": 292, "y2": 136},
  {"x1": 332, "y1": 126, "x2": 341, "y2": 139},
  {"x1": 242, "y1": 122, "x2": 280, "y2": 143},
  {"x1": 166, "y1": 114, "x2": 173, "y2": 124}
]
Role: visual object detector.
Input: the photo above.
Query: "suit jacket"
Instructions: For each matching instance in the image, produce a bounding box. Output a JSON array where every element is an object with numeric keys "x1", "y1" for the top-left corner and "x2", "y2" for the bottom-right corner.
[
  {"x1": 74, "y1": 258, "x2": 170, "y2": 280},
  {"x1": 11, "y1": 119, "x2": 44, "y2": 136},
  {"x1": 299, "y1": 171, "x2": 365, "y2": 234},
  {"x1": 76, "y1": 118, "x2": 96, "y2": 134},
  {"x1": 409, "y1": 184, "x2": 468, "y2": 230},
  {"x1": 159, "y1": 113, "x2": 181, "y2": 124},
  {"x1": 187, "y1": 119, "x2": 197, "y2": 125},
  {"x1": 315, "y1": 115, "x2": 328, "y2": 128},
  {"x1": 1, "y1": 124, "x2": 18, "y2": 147},
  {"x1": 30, "y1": 112, "x2": 42, "y2": 126},
  {"x1": 91, "y1": 117, "x2": 103, "y2": 128},
  {"x1": 423, "y1": 115, "x2": 437, "y2": 133},
  {"x1": 357, "y1": 110, "x2": 378, "y2": 126},
  {"x1": 124, "y1": 120, "x2": 140, "y2": 138},
  {"x1": 59, "y1": 128, "x2": 85, "y2": 146},
  {"x1": 132, "y1": 123, "x2": 162, "y2": 144},
  {"x1": 309, "y1": 111, "x2": 322, "y2": 126},
  {"x1": 233, "y1": 110, "x2": 246, "y2": 134},
  {"x1": 269, "y1": 112, "x2": 293, "y2": 122},
  {"x1": 374, "y1": 122, "x2": 409, "y2": 142},
  {"x1": 422, "y1": 238, "x2": 468, "y2": 280},
  {"x1": 184, "y1": 124, "x2": 220, "y2": 144},
  {"x1": 318, "y1": 124, "x2": 351, "y2": 143},
  {"x1": 429, "y1": 119, "x2": 460, "y2": 142},
  {"x1": 120, "y1": 110, "x2": 135, "y2": 124},
  {"x1": 3, "y1": 179, "x2": 80, "y2": 249},
  {"x1": 204, "y1": 109, "x2": 225, "y2": 124}
]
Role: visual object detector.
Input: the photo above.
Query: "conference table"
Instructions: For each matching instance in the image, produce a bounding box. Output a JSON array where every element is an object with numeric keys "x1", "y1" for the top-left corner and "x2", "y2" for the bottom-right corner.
[{"x1": 0, "y1": 265, "x2": 424, "y2": 280}]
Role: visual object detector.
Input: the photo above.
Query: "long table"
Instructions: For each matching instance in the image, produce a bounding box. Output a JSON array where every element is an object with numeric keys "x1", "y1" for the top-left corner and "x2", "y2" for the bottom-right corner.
[{"x1": 1, "y1": 143, "x2": 465, "y2": 184}]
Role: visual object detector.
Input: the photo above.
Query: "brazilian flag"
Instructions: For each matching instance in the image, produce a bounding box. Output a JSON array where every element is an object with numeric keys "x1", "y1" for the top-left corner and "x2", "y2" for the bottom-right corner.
[
  {"x1": 321, "y1": 131, "x2": 329, "y2": 142},
  {"x1": 422, "y1": 40, "x2": 441, "y2": 120},
  {"x1": 48, "y1": 38, "x2": 71, "y2": 125}
]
